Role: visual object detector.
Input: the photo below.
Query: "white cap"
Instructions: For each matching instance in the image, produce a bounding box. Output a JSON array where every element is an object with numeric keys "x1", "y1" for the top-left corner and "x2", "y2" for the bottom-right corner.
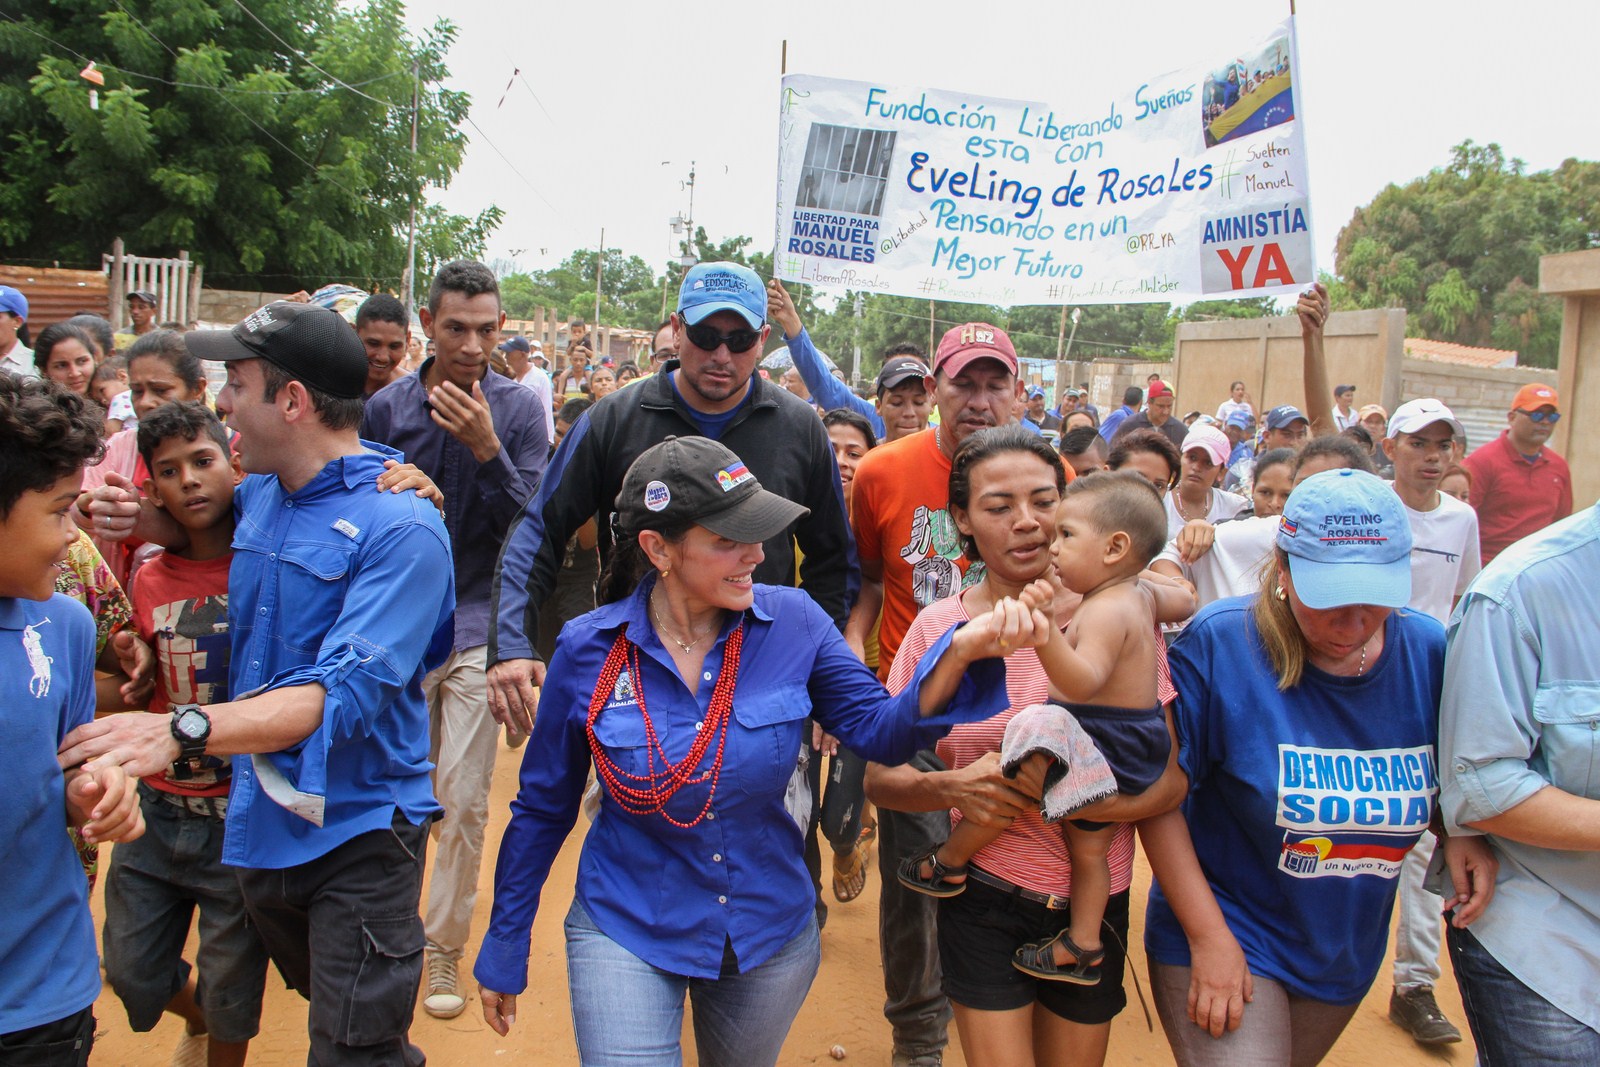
[{"x1": 1386, "y1": 398, "x2": 1464, "y2": 439}]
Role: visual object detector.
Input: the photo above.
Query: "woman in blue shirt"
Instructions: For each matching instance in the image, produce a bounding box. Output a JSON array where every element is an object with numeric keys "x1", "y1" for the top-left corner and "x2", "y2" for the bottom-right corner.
[
  {"x1": 1141, "y1": 470, "x2": 1497, "y2": 1065},
  {"x1": 475, "y1": 436, "x2": 1037, "y2": 1066}
]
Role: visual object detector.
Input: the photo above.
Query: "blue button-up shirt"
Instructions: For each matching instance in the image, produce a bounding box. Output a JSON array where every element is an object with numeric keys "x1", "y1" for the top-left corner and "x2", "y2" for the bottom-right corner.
[
  {"x1": 363, "y1": 360, "x2": 547, "y2": 651},
  {"x1": 1439, "y1": 504, "x2": 1600, "y2": 1035},
  {"x1": 223, "y1": 447, "x2": 455, "y2": 870},
  {"x1": 474, "y1": 580, "x2": 1007, "y2": 992}
]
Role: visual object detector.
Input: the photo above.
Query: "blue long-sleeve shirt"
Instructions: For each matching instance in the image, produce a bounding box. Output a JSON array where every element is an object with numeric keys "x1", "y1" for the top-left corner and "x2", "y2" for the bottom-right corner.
[
  {"x1": 222, "y1": 448, "x2": 455, "y2": 870},
  {"x1": 1098, "y1": 404, "x2": 1138, "y2": 442},
  {"x1": 362, "y1": 360, "x2": 547, "y2": 651},
  {"x1": 474, "y1": 580, "x2": 1007, "y2": 991},
  {"x1": 783, "y1": 327, "x2": 882, "y2": 435}
]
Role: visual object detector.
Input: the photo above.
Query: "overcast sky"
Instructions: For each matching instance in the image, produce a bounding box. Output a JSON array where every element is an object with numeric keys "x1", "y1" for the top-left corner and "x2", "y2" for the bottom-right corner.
[{"x1": 403, "y1": 0, "x2": 1596, "y2": 305}]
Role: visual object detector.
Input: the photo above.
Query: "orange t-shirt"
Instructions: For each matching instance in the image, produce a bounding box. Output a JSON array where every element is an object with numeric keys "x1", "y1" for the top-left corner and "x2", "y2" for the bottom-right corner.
[{"x1": 850, "y1": 428, "x2": 979, "y2": 680}]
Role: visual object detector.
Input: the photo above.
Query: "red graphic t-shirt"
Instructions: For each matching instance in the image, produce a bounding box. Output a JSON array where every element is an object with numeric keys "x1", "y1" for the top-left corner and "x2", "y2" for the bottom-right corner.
[{"x1": 130, "y1": 550, "x2": 232, "y2": 797}]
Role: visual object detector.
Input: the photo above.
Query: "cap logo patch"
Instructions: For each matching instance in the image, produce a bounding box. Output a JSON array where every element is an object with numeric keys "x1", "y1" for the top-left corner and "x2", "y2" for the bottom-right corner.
[
  {"x1": 644, "y1": 480, "x2": 671, "y2": 511},
  {"x1": 959, "y1": 325, "x2": 996, "y2": 346},
  {"x1": 240, "y1": 307, "x2": 275, "y2": 333},
  {"x1": 1319, "y1": 512, "x2": 1386, "y2": 544},
  {"x1": 1279, "y1": 517, "x2": 1298, "y2": 538},
  {"x1": 716, "y1": 462, "x2": 753, "y2": 492}
]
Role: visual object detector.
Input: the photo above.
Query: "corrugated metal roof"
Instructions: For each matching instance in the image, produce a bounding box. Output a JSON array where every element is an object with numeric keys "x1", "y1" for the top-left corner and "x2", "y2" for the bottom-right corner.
[
  {"x1": 0, "y1": 266, "x2": 112, "y2": 329},
  {"x1": 1403, "y1": 337, "x2": 1518, "y2": 368}
]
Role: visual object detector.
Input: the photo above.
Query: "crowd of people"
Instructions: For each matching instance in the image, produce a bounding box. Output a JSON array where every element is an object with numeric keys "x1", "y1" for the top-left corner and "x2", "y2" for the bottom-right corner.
[{"x1": 0, "y1": 260, "x2": 1593, "y2": 1067}]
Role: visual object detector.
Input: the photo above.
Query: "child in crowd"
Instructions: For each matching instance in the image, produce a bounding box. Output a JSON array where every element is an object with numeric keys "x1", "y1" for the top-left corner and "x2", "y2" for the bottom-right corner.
[
  {"x1": 1, "y1": 374, "x2": 143, "y2": 1066},
  {"x1": 903, "y1": 471, "x2": 1184, "y2": 985},
  {"x1": 90, "y1": 357, "x2": 134, "y2": 432},
  {"x1": 101, "y1": 400, "x2": 268, "y2": 1067}
]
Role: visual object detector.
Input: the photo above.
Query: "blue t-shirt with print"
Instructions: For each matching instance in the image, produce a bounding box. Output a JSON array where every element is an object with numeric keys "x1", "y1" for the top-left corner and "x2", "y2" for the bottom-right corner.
[
  {"x1": 0, "y1": 594, "x2": 100, "y2": 1034},
  {"x1": 1145, "y1": 596, "x2": 1445, "y2": 1005}
]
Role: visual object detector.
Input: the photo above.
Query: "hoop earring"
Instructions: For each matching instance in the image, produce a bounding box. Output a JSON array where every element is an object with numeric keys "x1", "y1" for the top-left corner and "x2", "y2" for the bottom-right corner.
[{"x1": 1275, "y1": 584, "x2": 1288, "y2": 602}]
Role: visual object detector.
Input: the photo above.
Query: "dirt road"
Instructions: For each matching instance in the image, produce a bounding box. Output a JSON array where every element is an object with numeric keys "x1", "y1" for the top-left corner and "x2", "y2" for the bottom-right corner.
[{"x1": 87, "y1": 743, "x2": 1476, "y2": 1065}]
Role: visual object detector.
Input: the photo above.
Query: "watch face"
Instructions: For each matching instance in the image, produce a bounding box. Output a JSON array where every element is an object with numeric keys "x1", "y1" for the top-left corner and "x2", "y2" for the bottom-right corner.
[{"x1": 176, "y1": 709, "x2": 207, "y2": 740}]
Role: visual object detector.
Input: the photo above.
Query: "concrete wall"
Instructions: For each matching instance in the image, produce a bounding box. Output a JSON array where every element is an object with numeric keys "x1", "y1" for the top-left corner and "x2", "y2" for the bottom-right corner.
[
  {"x1": 1173, "y1": 308, "x2": 1406, "y2": 420},
  {"x1": 198, "y1": 288, "x2": 293, "y2": 326},
  {"x1": 1401, "y1": 358, "x2": 1556, "y2": 455},
  {"x1": 1541, "y1": 249, "x2": 1600, "y2": 508}
]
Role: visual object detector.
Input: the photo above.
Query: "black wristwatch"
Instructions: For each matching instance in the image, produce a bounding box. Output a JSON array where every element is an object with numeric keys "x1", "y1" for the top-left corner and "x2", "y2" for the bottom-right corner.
[{"x1": 169, "y1": 704, "x2": 212, "y2": 780}]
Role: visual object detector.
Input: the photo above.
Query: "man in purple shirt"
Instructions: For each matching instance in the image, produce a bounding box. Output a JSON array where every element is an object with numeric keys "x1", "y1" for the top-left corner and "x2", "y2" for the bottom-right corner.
[{"x1": 361, "y1": 260, "x2": 548, "y2": 1020}]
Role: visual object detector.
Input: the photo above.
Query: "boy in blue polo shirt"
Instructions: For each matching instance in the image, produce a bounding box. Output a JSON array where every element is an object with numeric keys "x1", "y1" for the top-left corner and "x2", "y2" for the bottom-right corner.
[{"x1": 0, "y1": 374, "x2": 145, "y2": 1065}]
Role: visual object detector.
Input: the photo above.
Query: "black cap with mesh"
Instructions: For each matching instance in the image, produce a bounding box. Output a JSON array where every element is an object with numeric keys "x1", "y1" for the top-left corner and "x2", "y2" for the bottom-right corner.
[{"x1": 187, "y1": 302, "x2": 369, "y2": 399}]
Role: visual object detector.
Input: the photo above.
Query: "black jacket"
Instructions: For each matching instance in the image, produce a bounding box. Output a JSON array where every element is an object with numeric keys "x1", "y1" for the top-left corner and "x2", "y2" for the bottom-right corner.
[{"x1": 489, "y1": 364, "x2": 858, "y2": 664}]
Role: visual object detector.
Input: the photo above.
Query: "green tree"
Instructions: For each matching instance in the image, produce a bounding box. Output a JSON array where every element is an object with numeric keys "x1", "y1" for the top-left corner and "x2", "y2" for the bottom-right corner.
[
  {"x1": 1332, "y1": 141, "x2": 1598, "y2": 366},
  {"x1": 510, "y1": 248, "x2": 665, "y2": 330},
  {"x1": 0, "y1": 0, "x2": 496, "y2": 291}
]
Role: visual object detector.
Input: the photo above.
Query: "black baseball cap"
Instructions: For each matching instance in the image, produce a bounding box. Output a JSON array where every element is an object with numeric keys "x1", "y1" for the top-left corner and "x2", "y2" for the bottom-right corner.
[
  {"x1": 615, "y1": 437, "x2": 809, "y2": 542},
  {"x1": 875, "y1": 355, "x2": 930, "y2": 393},
  {"x1": 187, "y1": 302, "x2": 369, "y2": 399}
]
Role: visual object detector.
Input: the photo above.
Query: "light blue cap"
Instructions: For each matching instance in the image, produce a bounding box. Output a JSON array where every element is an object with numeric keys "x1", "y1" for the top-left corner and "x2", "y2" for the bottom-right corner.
[
  {"x1": 0, "y1": 285, "x2": 27, "y2": 320},
  {"x1": 1276, "y1": 469, "x2": 1412, "y2": 609},
  {"x1": 677, "y1": 262, "x2": 765, "y2": 330}
]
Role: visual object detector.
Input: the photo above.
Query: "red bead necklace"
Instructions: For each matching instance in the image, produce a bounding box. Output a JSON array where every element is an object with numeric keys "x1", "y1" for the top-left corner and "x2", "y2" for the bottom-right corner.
[{"x1": 586, "y1": 620, "x2": 744, "y2": 828}]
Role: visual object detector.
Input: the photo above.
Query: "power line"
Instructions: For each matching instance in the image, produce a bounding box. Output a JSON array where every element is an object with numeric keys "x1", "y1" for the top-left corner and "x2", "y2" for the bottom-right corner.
[
  {"x1": 461, "y1": 114, "x2": 556, "y2": 211},
  {"x1": 0, "y1": 11, "x2": 406, "y2": 97},
  {"x1": 227, "y1": 0, "x2": 406, "y2": 109},
  {"x1": 103, "y1": 0, "x2": 412, "y2": 232}
]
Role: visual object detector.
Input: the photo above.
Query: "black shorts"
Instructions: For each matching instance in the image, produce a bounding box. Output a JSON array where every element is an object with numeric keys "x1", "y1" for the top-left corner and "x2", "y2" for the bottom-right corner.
[{"x1": 937, "y1": 875, "x2": 1129, "y2": 1025}]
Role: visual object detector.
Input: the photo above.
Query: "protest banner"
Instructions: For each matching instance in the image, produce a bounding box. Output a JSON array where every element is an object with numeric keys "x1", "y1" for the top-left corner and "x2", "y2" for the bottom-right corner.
[{"x1": 774, "y1": 16, "x2": 1312, "y2": 306}]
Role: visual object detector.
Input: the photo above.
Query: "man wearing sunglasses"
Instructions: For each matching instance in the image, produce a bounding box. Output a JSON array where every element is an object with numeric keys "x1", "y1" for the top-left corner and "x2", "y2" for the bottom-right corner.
[
  {"x1": 1462, "y1": 382, "x2": 1572, "y2": 563},
  {"x1": 488, "y1": 261, "x2": 857, "y2": 730}
]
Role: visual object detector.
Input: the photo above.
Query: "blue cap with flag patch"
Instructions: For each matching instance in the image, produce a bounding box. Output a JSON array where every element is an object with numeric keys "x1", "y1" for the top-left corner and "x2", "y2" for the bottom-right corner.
[{"x1": 1276, "y1": 469, "x2": 1411, "y2": 610}]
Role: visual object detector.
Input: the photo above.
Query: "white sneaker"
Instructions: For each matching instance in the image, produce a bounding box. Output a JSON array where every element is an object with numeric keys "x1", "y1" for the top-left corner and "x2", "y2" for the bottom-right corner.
[
  {"x1": 170, "y1": 1030, "x2": 209, "y2": 1067},
  {"x1": 423, "y1": 952, "x2": 467, "y2": 1019}
]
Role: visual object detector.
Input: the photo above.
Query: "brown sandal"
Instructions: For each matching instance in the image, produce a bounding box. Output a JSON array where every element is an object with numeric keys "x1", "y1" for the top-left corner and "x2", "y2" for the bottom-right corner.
[{"x1": 831, "y1": 824, "x2": 877, "y2": 902}]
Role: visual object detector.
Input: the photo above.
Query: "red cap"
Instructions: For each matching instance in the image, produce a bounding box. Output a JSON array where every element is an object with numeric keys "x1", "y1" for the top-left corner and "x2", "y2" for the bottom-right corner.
[
  {"x1": 1512, "y1": 382, "x2": 1558, "y2": 412},
  {"x1": 933, "y1": 323, "x2": 1018, "y2": 379},
  {"x1": 1147, "y1": 379, "x2": 1174, "y2": 400}
]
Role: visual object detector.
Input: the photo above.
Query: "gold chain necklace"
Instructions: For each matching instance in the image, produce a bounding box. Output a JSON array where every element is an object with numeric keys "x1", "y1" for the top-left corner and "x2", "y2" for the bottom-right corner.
[{"x1": 651, "y1": 594, "x2": 712, "y2": 653}]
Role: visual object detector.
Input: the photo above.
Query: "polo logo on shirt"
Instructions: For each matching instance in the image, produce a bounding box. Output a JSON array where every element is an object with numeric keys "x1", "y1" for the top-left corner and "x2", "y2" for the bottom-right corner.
[
  {"x1": 22, "y1": 619, "x2": 52, "y2": 698},
  {"x1": 1275, "y1": 744, "x2": 1435, "y2": 879}
]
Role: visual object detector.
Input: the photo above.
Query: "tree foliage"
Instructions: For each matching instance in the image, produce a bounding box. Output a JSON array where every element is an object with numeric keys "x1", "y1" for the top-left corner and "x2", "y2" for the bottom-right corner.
[
  {"x1": 0, "y1": 0, "x2": 498, "y2": 291},
  {"x1": 498, "y1": 247, "x2": 664, "y2": 327},
  {"x1": 1332, "y1": 141, "x2": 1598, "y2": 367}
]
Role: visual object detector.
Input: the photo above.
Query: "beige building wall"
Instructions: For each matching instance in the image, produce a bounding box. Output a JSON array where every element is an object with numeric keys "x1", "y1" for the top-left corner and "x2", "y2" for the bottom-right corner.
[
  {"x1": 1173, "y1": 309, "x2": 1406, "y2": 421},
  {"x1": 1541, "y1": 250, "x2": 1600, "y2": 508}
]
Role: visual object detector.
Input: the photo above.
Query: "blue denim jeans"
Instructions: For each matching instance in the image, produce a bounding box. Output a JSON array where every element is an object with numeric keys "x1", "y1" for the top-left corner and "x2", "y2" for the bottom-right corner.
[
  {"x1": 1448, "y1": 925, "x2": 1600, "y2": 1066},
  {"x1": 564, "y1": 898, "x2": 820, "y2": 1067}
]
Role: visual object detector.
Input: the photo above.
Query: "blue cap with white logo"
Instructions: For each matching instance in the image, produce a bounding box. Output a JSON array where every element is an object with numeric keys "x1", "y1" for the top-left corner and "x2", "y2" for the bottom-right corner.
[
  {"x1": 1265, "y1": 404, "x2": 1309, "y2": 430},
  {"x1": 677, "y1": 262, "x2": 766, "y2": 330},
  {"x1": 1276, "y1": 469, "x2": 1412, "y2": 610}
]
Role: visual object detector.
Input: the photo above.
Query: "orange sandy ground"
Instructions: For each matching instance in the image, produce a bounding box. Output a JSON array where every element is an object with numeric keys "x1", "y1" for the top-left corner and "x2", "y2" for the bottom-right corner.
[{"x1": 87, "y1": 744, "x2": 1476, "y2": 1066}]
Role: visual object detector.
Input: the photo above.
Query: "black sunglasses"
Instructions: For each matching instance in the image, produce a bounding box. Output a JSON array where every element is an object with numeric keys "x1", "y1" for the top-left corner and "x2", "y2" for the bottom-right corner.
[{"x1": 683, "y1": 321, "x2": 762, "y2": 354}]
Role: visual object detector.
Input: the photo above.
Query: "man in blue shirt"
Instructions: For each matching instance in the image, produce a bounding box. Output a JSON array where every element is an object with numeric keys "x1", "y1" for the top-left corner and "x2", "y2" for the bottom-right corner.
[
  {"x1": 766, "y1": 278, "x2": 932, "y2": 444},
  {"x1": 63, "y1": 302, "x2": 455, "y2": 1067},
  {"x1": 1097, "y1": 386, "x2": 1143, "y2": 442},
  {"x1": 363, "y1": 260, "x2": 547, "y2": 1020}
]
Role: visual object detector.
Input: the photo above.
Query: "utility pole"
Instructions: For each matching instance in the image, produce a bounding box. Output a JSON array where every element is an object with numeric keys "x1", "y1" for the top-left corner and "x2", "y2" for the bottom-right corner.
[
  {"x1": 403, "y1": 60, "x2": 420, "y2": 316},
  {"x1": 594, "y1": 228, "x2": 604, "y2": 336},
  {"x1": 852, "y1": 292, "x2": 864, "y2": 387}
]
